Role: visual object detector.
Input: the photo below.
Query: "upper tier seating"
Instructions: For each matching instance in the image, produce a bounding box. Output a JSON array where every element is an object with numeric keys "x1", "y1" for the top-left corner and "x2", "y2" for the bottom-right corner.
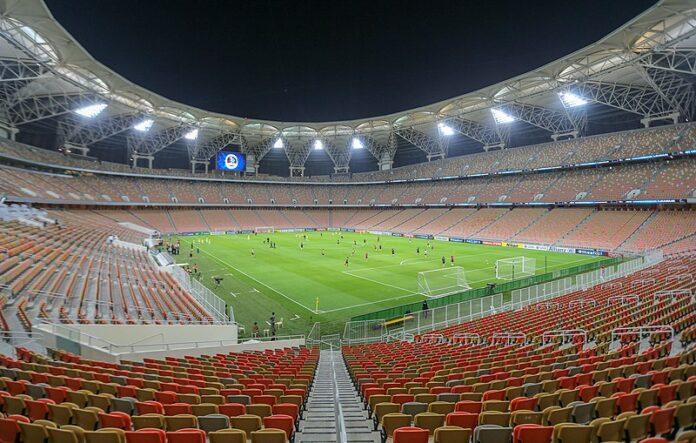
[{"x1": 1, "y1": 156, "x2": 694, "y2": 206}]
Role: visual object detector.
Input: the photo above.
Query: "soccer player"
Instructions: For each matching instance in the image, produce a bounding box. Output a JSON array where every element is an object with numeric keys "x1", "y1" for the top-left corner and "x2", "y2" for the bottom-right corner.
[
  {"x1": 441, "y1": 256, "x2": 446, "y2": 266},
  {"x1": 321, "y1": 249, "x2": 325, "y2": 256},
  {"x1": 300, "y1": 242, "x2": 304, "y2": 250},
  {"x1": 417, "y1": 247, "x2": 420, "y2": 254},
  {"x1": 344, "y1": 257, "x2": 349, "y2": 267},
  {"x1": 365, "y1": 252, "x2": 368, "y2": 261},
  {"x1": 251, "y1": 249, "x2": 255, "y2": 257},
  {"x1": 391, "y1": 248, "x2": 395, "y2": 255},
  {"x1": 450, "y1": 255, "x2": 455, "y2": 266}
]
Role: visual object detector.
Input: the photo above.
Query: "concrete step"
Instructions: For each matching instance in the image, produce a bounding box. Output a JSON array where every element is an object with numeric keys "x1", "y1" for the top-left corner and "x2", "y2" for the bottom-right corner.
[{"x1": 296, "y1": 350, "x2": 378, "y2": 443}]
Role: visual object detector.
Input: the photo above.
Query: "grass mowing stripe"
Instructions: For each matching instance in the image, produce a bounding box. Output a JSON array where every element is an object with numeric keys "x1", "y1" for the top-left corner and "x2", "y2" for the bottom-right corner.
[{"x1": 172, "y1": 231, "x2": 605, "y2": 335}]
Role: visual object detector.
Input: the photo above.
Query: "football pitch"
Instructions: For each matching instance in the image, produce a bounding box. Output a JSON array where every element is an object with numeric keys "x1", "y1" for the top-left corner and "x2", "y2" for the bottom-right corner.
[{"x1": 172, "y1": 231, "x2": 605, "y2": 336}]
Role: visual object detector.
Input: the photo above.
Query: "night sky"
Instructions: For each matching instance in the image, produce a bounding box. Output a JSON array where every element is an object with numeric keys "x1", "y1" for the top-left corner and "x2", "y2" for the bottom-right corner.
[{"x1": 45, "y1": 0, "x2": 656, "y2": 123}]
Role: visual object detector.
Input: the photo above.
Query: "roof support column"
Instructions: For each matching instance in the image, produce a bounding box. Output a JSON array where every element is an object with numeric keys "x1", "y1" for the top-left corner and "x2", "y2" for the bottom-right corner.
[
  {"x1": 132, "y1": 154, "x2": 153, "y2": 169},
  {"x1": 190, "y1": 160, "x2": 209, "y2": 174}
]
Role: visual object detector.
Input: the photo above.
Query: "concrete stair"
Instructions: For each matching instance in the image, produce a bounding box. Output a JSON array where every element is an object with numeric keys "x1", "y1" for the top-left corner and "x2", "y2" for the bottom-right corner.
[{"x1": 296, "y1": 350, "x2": 378, "y2": 443}]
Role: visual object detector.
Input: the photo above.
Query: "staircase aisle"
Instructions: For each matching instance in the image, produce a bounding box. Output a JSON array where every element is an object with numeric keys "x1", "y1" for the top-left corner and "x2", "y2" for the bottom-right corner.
[{"x1": 297, "y1": 350, "x2": 378, "y2": 443}]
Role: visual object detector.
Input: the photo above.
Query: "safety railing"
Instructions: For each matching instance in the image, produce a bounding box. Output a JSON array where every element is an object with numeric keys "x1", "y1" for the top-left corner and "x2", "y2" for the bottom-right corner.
[
  {"x1": 39, "y1": 322, "x2": 299, "y2": 355},
  {"x1": 160, "y1": 258, "x2": 232, "y2": 323},
  {"x1": 342, "y1": 253, "x2": 662, "y2": 345}
]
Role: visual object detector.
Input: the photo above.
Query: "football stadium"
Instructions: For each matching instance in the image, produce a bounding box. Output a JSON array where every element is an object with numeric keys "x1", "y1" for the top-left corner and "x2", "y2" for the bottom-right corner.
[{"x1": 0, "y1": 1, "x2": 695, "y2": 442}]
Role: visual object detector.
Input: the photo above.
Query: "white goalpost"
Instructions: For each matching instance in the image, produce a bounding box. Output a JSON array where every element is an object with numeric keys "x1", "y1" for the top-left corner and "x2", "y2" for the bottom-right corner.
[
  {"x1": 417, "y1": 266, "x2": 470, "y2": 298},
  {"x1": 496, "y1": 256, "x2": 536, "y2": 280},
  {"x1": 254, "y1": 227, "x2": 275, "y2": 233}
]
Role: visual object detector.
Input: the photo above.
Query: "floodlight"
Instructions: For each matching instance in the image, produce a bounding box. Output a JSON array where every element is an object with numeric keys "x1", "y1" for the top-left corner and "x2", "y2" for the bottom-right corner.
[
  {"x1": 133, "y1": 118, "x2": 154, "y2": 132},
  {"x1": 313, "y1": 139, "x2": 323, "y2": 150},
  {"x1": 352, "y1": 137, "x2": 364, "y2": 149},
  {"x1": 559, "y1": 91, "x2": 587, "y2": 108},
  {"x1": 273, "y1": 138, "x2": 284, "y2": 149},
  {"x1": 438, "y1": 122, "x2": 455, "y2": 136},
  {"x1": 74, "y1": 103, "x2": 107, "y2": 118},
  {"x1": 491, "y1": 108, "x2": 516, "y2": 124},
  {"x1": 184, "y1": 128, "x2": 199, "y2": 140}
]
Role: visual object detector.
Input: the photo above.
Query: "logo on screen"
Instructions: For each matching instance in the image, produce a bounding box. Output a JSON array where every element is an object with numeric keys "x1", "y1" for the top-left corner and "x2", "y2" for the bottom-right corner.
[{"x1": 224, "y1": 153, "x2": 239, "y2": 170}]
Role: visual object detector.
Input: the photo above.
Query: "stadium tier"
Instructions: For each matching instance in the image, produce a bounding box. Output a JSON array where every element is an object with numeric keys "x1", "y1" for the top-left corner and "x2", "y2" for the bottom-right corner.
[{"x1": 1, "y1": 1, "x2": 696, "y2": 442}]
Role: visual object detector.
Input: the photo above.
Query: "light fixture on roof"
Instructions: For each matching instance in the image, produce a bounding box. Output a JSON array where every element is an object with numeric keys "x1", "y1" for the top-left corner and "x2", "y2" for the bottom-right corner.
[
  {"x1": 184, "y1": 128, "x2": 199, "y2": 140},
  {"x1": 74, "y1": 103, "x2": 107, "y2": 118},
  {"x1": 438, "y1": 122, "x2": 455, "y2": 136},
  {"x1": 133, "y1": 118, "x2": 154, "y2": 132},
  {"x1": 313, "y1": 139, "x2": 323, "y2": 150},
  {"x1": 351, "y1": 137, "x2": 364, "y2": 149},
  {"x1": 491, "y1": 108, "x2": 516, "y2": 124},
  {"x1": 559, "y1": 91, "x2": 588, "y2": 108},
  {"x1": 273, "y1": 138, "x2": 284, "y2": 149}
]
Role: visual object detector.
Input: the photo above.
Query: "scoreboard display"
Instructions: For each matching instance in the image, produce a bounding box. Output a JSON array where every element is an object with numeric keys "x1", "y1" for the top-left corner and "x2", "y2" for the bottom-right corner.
[{"x1": 216, "y1": 151, "x2": 246, "y2": 172}]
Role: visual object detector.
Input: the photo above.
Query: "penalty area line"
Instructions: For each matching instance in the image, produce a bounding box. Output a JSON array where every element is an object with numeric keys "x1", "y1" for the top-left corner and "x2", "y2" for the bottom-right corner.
[{"x1": 196, "y1": 248, "x2": 317, "y2": 314}]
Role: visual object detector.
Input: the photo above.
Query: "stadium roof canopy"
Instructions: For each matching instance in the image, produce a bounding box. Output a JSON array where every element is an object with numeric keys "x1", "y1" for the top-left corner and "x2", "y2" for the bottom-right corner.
[{"x1": 0, "y1": 0, "x2": 694, "y2": 174}]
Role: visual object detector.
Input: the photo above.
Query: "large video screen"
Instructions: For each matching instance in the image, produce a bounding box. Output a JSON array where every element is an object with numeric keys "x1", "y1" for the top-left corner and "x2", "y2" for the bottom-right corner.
[{"x1": 216, "y1": 151, "x2": 246, "y2": 171}]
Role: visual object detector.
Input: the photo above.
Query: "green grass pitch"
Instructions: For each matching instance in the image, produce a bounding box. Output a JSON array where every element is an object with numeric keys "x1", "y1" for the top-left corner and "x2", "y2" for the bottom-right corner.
[{"x1": 172, "y1": 231, "x2": 604, "y2": 336}]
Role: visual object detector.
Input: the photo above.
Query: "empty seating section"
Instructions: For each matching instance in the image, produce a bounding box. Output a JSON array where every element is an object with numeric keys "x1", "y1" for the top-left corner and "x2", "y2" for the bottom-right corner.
[
  {"x1": 623, "y1": 211, "x2": 696, "y2": 253},
  {"x1": 401, "y1": 208, "x2": 449, "y2": 234},
  {"x1": 372, "y1": 209, "x2": 423, "y2": 231},
  {"x1": 0, "y1": 123, "x2": 694, "y2": 186},
  {"x1": 169, "y1": 211, "x2": 208, "y2": 233},
  {"x1": 131, "y1": 211, "x2": 176, "y2": 234},
  {"x1": 587, "y1": 164, "x2": 655, "y2": 201},
  {"x1": 559, "y1": 210, "x2": 652, "y2": 251},
  {"x1": 199, "y1": 210, "x2": 238, "y2": 232},
  {"x1": 513, "y1": 208, "x2": 593, "y2": 245},
  {"x1": 641, "y1": 158, "x2": 696, "y2": 200},
  {"x1": 540, "y1": 169, "x2": 602, "y2": 202},
  {"x1": 1, "y1": 158, "x2": 696, "y2": 207},
  {"x1": 442, "y1": 209, "x2": 506, "y2": 238},
  {"x1": 0, "y1": 345, "x2": 318, "y2": 442},
  {"x1": 345, "y1": 255, "x2": 696, "y2": 442},
  {"x1": 476, "y1": 208, "x2": 545, "y2": 241},
  {"x1": 0, "y1": 213, "x2": 212, "y2": 330}
]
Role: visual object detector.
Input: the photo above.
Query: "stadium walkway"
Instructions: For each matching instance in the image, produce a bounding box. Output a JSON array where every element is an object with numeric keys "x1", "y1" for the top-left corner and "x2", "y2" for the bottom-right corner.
[{"x1": 297, "y1": 349, "x2": 378, "y2": 443}]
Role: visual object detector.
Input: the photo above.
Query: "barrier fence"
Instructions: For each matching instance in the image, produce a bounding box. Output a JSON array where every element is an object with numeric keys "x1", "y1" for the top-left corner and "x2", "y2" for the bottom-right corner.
[
  {"x1": 351, "y1": 255, "x2": 622, "y2": 322},
  {"x1": 343, "y1": 252, "x2": 663, "y2": 345},
  {"x1": 162, "y1": 253, "x2": 233, "y2": 323}
]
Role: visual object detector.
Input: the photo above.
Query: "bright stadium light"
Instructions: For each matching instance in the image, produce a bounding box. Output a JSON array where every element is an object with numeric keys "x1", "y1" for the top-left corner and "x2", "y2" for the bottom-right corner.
[
  {"x1": 351, "y1": 137, "x2": 364, "y2": 149},
  {"x1": 74, "y1": 103, "x2": 107, "y2": 118},
  {"x1": 133, "y1": 118, "x2": 154, "y2": 132},
  {"x1": 559, "y1": 91, "x2": 588, "y2": 108},
  {"x1": 313, "y1": 139, "x2": 323, "y2": 150},
  {"x1": 491, "y1": 108, "x2": 516, "y2": 124},
  {"x1": 273, "y1": 138, "x2": 284, "y2": 149},
  {"x1": 438, "y1": 122, "x2": 455, "y2": 136},
  {"x1": 184, "y1": 128, "x2": 199, "y2": 140}
]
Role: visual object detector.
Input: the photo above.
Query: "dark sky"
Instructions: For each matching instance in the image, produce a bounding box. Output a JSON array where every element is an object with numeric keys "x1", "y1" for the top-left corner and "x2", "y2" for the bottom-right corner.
[{"x1": 46, "y1": 0, "x2": 656, "y2": 122}]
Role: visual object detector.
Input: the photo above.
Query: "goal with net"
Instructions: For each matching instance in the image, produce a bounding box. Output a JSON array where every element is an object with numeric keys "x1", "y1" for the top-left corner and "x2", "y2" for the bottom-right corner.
[
  {"x1": 254, "y1": 227, "x2": 275, "y2": 234},
  {"x1": 496, "y1": 256, "x2": 536, "y2": 280},
  {"x1": 417, "y1": 267, "x2": 470, "y2": 298}
]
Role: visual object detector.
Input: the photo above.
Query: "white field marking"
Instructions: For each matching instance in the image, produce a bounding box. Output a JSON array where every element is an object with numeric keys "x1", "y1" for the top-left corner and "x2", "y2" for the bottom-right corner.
[
  {"x1": 340, "y1": 255, "x2": 600, "y2": 306},
  {"x1": 341, "y1": 270, "x2": 417, "y2": 293},
  {"x1": 319, "y1": 292, "x2": 424, "y2": 313},
  {"x1": 229, "y1": 292, "x2": 237, "y2": 298},
  {"x1": 194, "y1": 246, "x2": 317, "y2": 314}
]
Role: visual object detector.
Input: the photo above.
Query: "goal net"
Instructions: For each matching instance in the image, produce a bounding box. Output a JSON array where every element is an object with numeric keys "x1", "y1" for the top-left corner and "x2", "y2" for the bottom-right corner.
[
  {"x1": 496, "y1": 257, "x2": 536, "y2": 280},
  {"x1": 417, "y1": 267, "x2": 470, "y2": 298},
  {"x1": 254, "y1": 227, "x2": 275, "y2": 234}
]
